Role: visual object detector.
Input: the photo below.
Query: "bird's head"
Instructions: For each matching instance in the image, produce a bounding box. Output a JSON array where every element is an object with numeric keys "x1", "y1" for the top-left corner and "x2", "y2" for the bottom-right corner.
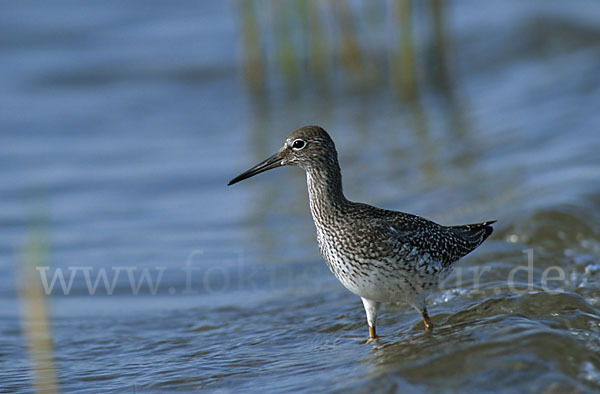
[{"x1": 228, "y1": 125, "x2": 337, "y2": 185}]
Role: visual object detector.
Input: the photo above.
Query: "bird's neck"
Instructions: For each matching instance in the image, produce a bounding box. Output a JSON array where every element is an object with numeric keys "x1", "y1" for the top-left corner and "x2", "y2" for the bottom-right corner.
[{"x1": 305, "y1": 162, "x2": 347, "y2": 224}]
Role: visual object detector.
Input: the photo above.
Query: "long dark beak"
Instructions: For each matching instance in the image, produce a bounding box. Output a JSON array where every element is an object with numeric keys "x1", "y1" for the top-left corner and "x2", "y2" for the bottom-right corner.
[{"x1": 228, "y1": 152, "x2": 284, "y2": 186}]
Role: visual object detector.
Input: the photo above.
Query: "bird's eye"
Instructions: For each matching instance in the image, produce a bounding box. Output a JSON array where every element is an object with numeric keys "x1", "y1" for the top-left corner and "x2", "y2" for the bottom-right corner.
[{"x1": 292, "y1": 139, "x2": 306, "y2": 151}]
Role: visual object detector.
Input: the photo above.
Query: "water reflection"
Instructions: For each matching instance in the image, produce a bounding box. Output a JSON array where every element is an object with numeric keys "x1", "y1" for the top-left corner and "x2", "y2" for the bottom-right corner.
[{"x1": 238, "y1": 0, "x2": 458, "y2": 99}]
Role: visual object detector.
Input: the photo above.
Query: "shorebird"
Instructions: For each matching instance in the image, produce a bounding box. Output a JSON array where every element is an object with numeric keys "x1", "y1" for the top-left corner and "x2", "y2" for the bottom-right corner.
[{"x1": 228, "y1": 126, "x2": 495, "y2": 342}]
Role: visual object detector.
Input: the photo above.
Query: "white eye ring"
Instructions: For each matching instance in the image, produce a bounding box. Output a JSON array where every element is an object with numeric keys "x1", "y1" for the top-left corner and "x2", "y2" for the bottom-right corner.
[{"x1": 292, "y1": 139, "x2": 306, "y2": 151}]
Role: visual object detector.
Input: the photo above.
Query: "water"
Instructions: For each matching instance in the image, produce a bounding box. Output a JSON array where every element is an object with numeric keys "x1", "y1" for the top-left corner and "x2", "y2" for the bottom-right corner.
[{"x1": 2, "y1": 0, "x2": 600, "y2": 392}]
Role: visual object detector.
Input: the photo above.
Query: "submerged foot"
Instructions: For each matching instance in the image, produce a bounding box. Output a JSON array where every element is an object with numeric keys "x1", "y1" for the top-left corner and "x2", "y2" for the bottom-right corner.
[{"x1": 422, "y1": 312, "x2": 434, "y2": 331}]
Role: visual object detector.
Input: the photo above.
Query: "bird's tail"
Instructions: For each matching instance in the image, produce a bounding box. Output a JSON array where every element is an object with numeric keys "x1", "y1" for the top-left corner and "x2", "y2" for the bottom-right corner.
[{"x1": 450, "y1": 220, "x2": 496, "y2": 255}]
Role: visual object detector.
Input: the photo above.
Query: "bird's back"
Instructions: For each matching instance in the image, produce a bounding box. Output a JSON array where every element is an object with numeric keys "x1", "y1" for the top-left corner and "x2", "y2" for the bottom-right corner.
[
  {"x1": 343, "y1": 202, "x2": 494, "y2": 268},
  {"x1": 384, "y1": 210, "x2": 494, "y2": 266}
]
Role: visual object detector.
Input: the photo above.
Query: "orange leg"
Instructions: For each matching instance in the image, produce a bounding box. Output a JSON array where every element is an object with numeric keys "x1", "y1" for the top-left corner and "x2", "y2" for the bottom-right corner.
[
  {"x1": 365, "y1": 326, "x2": 378, "y2": 343},
  {"x1": 361, "y1": 298, "x2": 380, "y2": 343}
]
